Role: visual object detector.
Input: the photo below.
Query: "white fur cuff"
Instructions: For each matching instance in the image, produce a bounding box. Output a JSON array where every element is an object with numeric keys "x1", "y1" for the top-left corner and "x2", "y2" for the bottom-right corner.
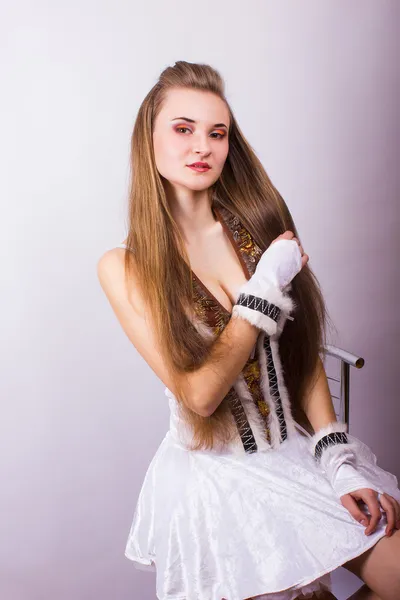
[
  {"x1": 231, "y1": 304, "x2": 279, "y2": 336},
  {"x1": 231, "y1": 287, "x2": 296, "y2": 336},
  {"x1": 310, "y1": 421, "x2": 348, "y2": 457}
]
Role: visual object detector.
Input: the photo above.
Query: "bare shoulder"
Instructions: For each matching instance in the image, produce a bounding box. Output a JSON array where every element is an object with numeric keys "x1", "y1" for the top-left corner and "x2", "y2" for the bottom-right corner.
[
  {"x1": 96, "y1": 245, "x2": 160, "y2": 369},
  {"x1": 97, "y1": 246, "x2": 126, "y2": 274},
  {"x1": 97, "y1": 247, "x2": 144, "y2": 316},
  {"x1": 96, "y1": 247, "x2": 195, "y2": 409}
]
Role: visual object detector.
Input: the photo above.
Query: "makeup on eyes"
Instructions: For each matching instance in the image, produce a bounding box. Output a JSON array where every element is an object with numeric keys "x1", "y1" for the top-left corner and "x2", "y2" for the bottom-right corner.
[
  {"x1": 171, "y1": 117, "x2": 228, "y2": 139},
  {"x1": 171, "y1": 116, "x2": 228, "y2": 129},
  {"x1": 174, "y1": 124, "x2": 226, "y2": 140},
  {"x1": 174, "y1": 125, "x2": 226, "y2": 139}
]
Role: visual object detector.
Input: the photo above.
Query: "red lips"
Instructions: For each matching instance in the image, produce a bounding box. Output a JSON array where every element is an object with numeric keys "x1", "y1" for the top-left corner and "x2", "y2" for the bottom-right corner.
[{"x1": 188, "y1": 162, "x2": 211, "y2": 168}]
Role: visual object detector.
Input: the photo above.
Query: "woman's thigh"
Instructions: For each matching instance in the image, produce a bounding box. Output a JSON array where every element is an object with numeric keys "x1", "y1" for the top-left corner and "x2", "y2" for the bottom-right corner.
[{"x1": 342, "y1": 529, "x2": 400, "y2": 599}]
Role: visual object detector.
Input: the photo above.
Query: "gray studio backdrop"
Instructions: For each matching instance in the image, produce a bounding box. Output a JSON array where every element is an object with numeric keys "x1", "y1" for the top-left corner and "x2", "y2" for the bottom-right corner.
[{"x1": 1, "y1": 1, "x2": 399, "y2": 599}]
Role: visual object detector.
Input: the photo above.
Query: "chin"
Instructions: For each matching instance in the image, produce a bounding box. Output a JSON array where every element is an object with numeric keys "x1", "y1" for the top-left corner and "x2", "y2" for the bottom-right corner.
[{"x1": 181, "y1": 177, "x2": 213, "y2": 191}]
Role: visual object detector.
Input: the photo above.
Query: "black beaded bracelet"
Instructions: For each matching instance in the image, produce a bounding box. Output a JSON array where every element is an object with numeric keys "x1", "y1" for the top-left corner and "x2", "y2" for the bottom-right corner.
[
  {"x1": 235, "y1": 293, "x2": 281, "y2": 323},
  {"x1": 314, "y1": 432, "x2": 349, "y2": 460}
]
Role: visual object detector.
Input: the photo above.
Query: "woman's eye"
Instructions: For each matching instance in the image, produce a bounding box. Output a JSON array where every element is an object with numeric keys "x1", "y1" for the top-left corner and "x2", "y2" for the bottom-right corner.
[{"x1": 175, "y1": 127, "x2": 225, "y2": 139}]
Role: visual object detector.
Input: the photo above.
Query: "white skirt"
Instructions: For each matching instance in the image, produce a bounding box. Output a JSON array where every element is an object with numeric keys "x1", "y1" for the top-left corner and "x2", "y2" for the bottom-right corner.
[{"x1": 124, "y1": 426, "x2": 400, "y2": 600}]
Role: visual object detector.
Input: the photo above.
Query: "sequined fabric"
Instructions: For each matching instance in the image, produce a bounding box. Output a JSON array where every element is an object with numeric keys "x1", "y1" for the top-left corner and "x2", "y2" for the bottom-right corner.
[
  {"x1": 191, "y1": 206, "x2": 263, "y2": 336},
  {"x1": 191, "y1": 206, "x2": 272, "y2": 448}
]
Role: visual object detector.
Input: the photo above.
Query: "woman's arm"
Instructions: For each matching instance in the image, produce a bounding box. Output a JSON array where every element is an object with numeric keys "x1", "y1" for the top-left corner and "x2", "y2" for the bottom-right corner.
[
  {"x1": 187, "y1": 313, "x2": 260, "y2": 416},
  {"x1": 300, "y1": 356, "x2": 337, "y2": 431},
  {"x1": 97, "y1": 249, "x2": 259, "y2": 417},
  {"x1": 302, "y1": 356, "x2": 400, "y2": 537}
]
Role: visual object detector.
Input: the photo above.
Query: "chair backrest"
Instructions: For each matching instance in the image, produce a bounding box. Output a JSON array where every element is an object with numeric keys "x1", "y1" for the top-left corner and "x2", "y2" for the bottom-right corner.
[{"x1": 321, "y1": 344, "x2": 365, "y2": 432}]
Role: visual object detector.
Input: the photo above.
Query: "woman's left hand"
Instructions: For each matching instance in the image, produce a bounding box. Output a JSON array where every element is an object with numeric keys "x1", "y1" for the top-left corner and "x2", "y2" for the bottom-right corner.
[{"x1": 340, "y1": 489, "x2": 400, "y2": 536}]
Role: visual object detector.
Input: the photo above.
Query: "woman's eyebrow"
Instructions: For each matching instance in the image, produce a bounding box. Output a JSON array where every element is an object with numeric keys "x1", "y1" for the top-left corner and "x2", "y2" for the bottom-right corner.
[{"x1": 171, "y1": 117, "x2": 228, "y2": 129}]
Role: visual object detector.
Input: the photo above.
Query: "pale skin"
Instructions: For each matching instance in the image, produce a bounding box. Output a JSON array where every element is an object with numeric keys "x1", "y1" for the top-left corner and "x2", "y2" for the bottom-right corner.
[{"x1": 97, "y1": 87, "x2": 400, "y2": 599}]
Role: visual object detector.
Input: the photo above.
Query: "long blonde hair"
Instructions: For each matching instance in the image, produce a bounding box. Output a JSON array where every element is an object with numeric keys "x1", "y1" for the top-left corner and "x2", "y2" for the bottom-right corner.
[{"x1": 124, "y1": 60, "x2": 334, "y2": 449}]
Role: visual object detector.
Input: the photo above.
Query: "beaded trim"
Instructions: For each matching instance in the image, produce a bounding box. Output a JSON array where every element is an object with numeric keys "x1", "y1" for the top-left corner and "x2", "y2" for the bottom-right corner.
[
  {"x1": 263, "y1": 336, "x2": 288, "y2": 443},
  {"x1": 191, "y1": 206, "x2": 275, "y2": 452},
  {"x1": 314, "y1": 432, "x2": 349, "y2": 460},
  {"x1": 236, "y1": 293, "x2": 281, "y2": 322},
  {"x1": 226, "y1": 388, "x2": 258, "y2": 453},
  {"x1": 242, "y1": 356, "x2": 271, "y2": 445}
]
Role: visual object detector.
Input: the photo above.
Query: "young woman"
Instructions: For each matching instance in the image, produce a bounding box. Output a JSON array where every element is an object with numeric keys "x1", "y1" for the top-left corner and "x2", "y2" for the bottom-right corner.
[{"x1": 97, "y1": 61, "x2": 400, "y2": 600}]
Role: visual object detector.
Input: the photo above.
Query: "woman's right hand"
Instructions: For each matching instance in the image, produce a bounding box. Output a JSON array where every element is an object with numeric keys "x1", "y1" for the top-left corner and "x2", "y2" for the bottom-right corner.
[
  {"x1": 233, "y1": 231, "x2": 308, "y2": 334},
  {"x1": 252, "y1": 231, "x2": 309, "y2": 292},
  {"x1": 270, "y1": 230, "x2": 309, "y2": 272}
]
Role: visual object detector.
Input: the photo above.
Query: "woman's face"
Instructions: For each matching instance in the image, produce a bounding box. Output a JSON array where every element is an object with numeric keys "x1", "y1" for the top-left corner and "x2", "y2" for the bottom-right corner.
[{"x1": 152, "y1": 87, "x2": 230, "y2": 192}]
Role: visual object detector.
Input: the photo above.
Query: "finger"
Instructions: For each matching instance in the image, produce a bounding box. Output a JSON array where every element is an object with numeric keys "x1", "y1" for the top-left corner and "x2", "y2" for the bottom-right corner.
[
  {"x1": 296, "y1": 241, "x2": 304, "y2": 255},
  {"x1": 292, "y1": 236, "x2": 304, "y2": 253},
  {"x1": 395, "y1": 499, "x2": 400, "y2": 528},
  {"x1": 363, "y1": 493, "x2": 382, "y2": 535},
  {"x1": 385, "y1": 494, "x2": 400, "y2": 522},
  {"x1": 301, "y1": 254, "x2": 309, "y2": 268},
  {"x1": 375, "y1": 494, "x2": 400, "y2": 531},
  {"x1": 289, "y1": 237, "x2": 308, "y2": 267},
  {"x1": 340, "y1": 494, "x2": 370, "y2": 528},
  {"x1": 380, "y1": 494, "x2": 398, "y2": 535},
  {"x1": 383, "y1": 494, "x2": 400, "y2": 528}
]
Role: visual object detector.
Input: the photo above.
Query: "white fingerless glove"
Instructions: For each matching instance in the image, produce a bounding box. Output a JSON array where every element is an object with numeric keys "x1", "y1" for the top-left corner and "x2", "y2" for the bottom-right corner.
[
  {"x1": 231, "y1": 239, "x2": 302, "y2": 336},
  {"x1": 310, "y1": 421, "x2": 384, "y2": 499}
]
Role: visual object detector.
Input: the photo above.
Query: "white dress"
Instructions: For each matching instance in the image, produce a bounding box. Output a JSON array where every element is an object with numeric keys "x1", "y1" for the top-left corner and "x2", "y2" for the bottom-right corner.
[
  {"x1": 124, "y1": 388, "x2": 399, "y2": 600},
  {"x1": 116, "y1": 207, "x2": 400, "y2": 600}
]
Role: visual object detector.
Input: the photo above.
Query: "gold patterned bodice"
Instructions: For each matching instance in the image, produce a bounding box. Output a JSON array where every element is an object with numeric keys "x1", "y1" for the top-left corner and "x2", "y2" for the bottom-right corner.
[
  {"x1": 117, "y1": 206, "x2": 294, "y2": 451},
  {"x1": 191, "y1": 206, "x2": 273, "y2": 446}
]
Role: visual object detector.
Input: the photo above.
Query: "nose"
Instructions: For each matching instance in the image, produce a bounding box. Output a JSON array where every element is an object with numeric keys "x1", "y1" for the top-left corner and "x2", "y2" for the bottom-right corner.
[{"x1": 192, "y1": 131, "x2": 212, "y2": 155}]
